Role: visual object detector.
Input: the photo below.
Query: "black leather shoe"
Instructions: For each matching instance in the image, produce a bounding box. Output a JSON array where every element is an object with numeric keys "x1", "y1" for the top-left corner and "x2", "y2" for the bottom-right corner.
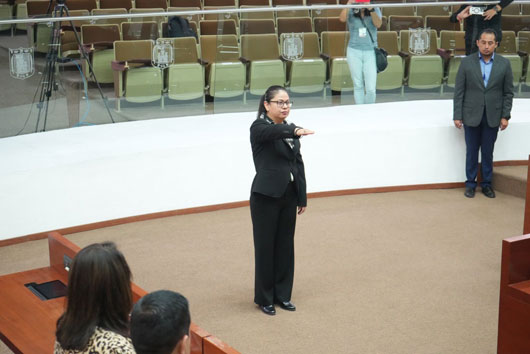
[
  {"x1": 482, "y1": 186, "x2": 496, "y2": 198},
  {"x1": 259, "y1": 305, "x2": 276, "y2": 316},
  {"x1": 277, "y1": 301, "x2": 296, "y2": 311},
  {"x1": 464, "y1": 187, "x2": 475, "y2": 198}
]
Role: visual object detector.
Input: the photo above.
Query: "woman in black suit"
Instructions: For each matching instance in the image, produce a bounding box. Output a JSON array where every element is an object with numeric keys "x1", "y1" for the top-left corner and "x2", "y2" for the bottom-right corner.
[{"x1": 249, "y1": 85, "x2": 314, "y2": 316}]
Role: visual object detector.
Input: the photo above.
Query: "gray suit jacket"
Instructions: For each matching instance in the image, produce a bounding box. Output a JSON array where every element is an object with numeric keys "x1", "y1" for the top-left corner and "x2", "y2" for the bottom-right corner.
[{"x1": 453, "y1": 53, "x2": 514, "y2": 128}]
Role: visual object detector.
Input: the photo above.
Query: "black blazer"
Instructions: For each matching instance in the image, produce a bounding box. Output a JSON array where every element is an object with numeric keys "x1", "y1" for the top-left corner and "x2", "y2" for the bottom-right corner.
[
  {"x1": 453, "y1": 53, "x2": 514, "y2": 128},
  {"x1": 250, "y1": 116, "x2": 307, "y2": 207}
]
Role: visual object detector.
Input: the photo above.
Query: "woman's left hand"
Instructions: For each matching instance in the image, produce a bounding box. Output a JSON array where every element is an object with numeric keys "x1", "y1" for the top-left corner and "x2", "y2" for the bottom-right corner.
[
  {"x1": 483, "y1": 8, "x2": 497, "y2": 20},
  {"x1": 297, "y1": 206, "x2": 306, "y2": 215}
]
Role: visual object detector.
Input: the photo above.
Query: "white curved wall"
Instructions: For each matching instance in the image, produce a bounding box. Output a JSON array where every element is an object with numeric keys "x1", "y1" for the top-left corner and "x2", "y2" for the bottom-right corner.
[{"x1": 1, "y1": 99, "x2": 529, "y2": 240}]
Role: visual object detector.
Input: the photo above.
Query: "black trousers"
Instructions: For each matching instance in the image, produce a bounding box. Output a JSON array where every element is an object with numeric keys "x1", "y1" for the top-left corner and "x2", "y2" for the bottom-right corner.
[{"x1": 250, "y1": 182, "x2": 297, "y2": 306}]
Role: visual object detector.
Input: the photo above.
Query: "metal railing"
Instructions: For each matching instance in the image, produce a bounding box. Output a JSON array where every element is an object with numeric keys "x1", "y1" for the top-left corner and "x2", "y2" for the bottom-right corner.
[{"x1": 0, "y1": 1, "x2": 503, "y2": 26}]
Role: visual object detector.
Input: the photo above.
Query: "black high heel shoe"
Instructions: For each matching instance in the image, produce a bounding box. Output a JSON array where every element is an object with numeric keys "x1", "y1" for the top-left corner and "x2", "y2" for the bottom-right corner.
[
  {"x1": 277, "y1": 301, "x2": 296, "y2": 311},
  {"x1": 259, "y1": 304, "x2": 276, "y2": 315}
]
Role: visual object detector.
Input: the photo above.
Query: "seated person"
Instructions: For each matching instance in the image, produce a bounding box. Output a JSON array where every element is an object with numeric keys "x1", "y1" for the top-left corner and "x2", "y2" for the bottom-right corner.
[
  {"x1": 130, "y1": 290, "x2": 191, "y2": 354},
  {"x1": 54, "y1": 242, "x2": 135, "y2": 354}
]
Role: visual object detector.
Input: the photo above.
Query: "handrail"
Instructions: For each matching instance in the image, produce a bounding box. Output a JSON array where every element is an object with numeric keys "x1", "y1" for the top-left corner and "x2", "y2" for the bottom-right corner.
[{"x1": 0, "y1": 1, "x2": 501, "y2": 25}]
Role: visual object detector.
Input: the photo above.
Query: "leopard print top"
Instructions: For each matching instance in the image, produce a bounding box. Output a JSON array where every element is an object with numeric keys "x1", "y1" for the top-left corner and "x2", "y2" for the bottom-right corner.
[{"x1": 54, "y1": 327, "x2": 135, "y2": 353}]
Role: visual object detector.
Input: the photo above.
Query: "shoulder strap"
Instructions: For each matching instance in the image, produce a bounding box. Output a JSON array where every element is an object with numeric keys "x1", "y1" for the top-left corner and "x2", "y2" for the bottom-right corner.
[{"x1": 359, "y1": 15, "x2": 376, "y2": 45}]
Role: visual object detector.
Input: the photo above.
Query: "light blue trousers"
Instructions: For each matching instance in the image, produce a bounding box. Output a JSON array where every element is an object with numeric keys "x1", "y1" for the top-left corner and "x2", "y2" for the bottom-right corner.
[{"x1": 346, "y1": 47, "x2": 377, "y2": 104}]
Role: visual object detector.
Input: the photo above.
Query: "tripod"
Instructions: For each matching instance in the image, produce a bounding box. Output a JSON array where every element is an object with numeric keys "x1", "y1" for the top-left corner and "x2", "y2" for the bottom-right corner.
[{"x1": 35, "y1": 0, "x2": 114, "y2": 132}]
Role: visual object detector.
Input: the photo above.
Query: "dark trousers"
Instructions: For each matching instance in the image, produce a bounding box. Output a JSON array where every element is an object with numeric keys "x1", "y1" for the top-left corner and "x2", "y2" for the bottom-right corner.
[
  {"x1": 464, "y1": 112, "x2": 499, "y2": 189},
  {"x1": 250, "y1": 182, "x2": 297, "y2": 306}
]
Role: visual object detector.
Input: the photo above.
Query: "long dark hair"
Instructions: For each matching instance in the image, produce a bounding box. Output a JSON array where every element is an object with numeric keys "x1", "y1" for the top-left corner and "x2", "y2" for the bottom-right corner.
[
  {"x1": 56, "y1": 242, "x2": 133, "y2": 350},
  {"x1": 257, "y1": 85, "x2": 288, "y2": 119}
]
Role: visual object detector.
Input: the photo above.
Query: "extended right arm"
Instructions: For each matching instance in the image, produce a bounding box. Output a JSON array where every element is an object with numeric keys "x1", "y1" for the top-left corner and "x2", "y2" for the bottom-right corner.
[{"x1": 250, "y1": 119, "x2": 298, "y2": 143}]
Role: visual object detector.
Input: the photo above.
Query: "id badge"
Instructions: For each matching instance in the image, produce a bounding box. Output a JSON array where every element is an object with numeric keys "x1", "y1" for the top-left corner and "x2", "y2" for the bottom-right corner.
[{"x1": 359, "y1": 28, "x2": 367, "y2": 38}]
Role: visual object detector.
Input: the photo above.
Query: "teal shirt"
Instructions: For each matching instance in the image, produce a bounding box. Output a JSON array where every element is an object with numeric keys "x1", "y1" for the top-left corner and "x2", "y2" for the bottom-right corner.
[{"x1": 347, "y1": 8, "x2": 382, "y2": 50}]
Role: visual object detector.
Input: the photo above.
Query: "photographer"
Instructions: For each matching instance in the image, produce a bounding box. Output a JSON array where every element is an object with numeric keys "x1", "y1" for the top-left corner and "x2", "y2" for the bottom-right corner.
[
  {"x1": 340, "y1": 0, "x2": 382, "y2": 104},
  {"x1": 450, "y1": 0, "x2": 514, "y2": 55}
]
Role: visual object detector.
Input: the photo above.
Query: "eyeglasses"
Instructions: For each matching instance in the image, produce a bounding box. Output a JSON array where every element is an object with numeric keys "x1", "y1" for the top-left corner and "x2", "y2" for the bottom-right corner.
[{"x1": 269, "y1": 100, "x2": 293, "y2": 108}]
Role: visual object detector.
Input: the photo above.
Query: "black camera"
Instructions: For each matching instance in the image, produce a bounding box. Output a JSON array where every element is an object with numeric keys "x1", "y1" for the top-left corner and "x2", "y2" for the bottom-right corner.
[{"x1": 352, "y1": 8, "x2": 369, "y2": 17}]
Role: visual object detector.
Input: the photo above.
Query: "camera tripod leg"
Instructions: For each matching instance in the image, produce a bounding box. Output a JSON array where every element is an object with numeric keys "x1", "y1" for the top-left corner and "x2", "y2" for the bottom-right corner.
[
  {"x1": 35, "y1": 4, "x2": 62, "y2": 132},
  {"x1": 61, "y1": 6, "x2": 115, "y2": 124},
  {"x1": 34, "y1": 2, "x2": 115, "y2": 133}
]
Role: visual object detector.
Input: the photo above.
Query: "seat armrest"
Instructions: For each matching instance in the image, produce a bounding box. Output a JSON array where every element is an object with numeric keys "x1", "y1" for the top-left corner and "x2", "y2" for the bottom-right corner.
[
  {"x1": 239, "y1": 56, "x2": 250, "y2": 64},
  {"x1": 437, "y1": 48, "x2": 453, "y2": 60},
  {"x1": 111, "y1": 59, "x2": 150, "y2": 71},
  {"x1": 83, "y1": 42, "x2": 114, "y2": 54},
  {"x1": 80, "y1": 43, "x2": 92, "y2": 56},
  {"x1": 320, "y1": 53, "x2": 330, "y2": 61},
  {"x1": 518, "y1": 50, "x2": 528, "y2": 58},
  {"x1": 398, "y1": 51, "x2": 409, "y2": 59},
  {"x1": 111, "y1": 60, "x2": 128, "y2": 72},
  {"x1": 60, "y1": 25, "x2": 81, "y2": 32}
]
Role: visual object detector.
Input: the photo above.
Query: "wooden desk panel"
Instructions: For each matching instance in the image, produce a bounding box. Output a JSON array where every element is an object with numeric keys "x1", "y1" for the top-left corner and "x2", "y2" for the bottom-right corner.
[
  {"x1": 48, "y1": 231, "x2": 80, "y2": 277},
  {"x1": 190, "y1": 323, "x2": 211, "y2": 354},
  {"x1": 498, "y1": 292, "x2": 530, "y2": 353},
  {"x1": 0, "y1": 267, "x2": 67, "y2": 354},
  {"x1": 204, "y1": 336, "x2": 240, "y2": 354},
  {"x1": 523, "y1": 156, "x2": 530, "y2": 234},
  {"x1": 497, "y1": 234, "x2": 530, "y2": 353}
]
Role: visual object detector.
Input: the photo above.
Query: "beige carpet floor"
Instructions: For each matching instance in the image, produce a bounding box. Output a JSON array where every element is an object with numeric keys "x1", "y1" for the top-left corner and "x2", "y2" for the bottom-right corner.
[{"x1": 0, "y1": 188, "x2": 526, "y2": 354}]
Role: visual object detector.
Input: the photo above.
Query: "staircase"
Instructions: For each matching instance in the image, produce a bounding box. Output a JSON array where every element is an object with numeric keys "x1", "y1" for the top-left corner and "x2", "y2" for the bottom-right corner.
[{"x1": 493, "y1": 165, "x2": 528, "y2": 198}]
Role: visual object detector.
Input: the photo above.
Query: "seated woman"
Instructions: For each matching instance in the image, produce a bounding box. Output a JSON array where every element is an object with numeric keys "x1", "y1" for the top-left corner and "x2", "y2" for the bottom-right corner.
[{"x1": 54, "y1": 242, "x2": 135, "y2": 353}]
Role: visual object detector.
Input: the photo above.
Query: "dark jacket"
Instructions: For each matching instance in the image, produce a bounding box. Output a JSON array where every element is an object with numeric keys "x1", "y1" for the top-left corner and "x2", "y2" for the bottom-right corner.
[
  {"x1": 453, "y1": 53, "x2": 514, "y2": 128},
  {"x1": 250, "y1": 116, "x2": 307, "y2": 207},
  {"x1": 450, "y1": 0, "x2": 513, "y2": 54}
]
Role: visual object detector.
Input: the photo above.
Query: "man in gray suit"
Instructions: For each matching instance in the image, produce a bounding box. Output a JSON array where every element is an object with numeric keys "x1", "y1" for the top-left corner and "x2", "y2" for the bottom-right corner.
[{"x1": 453, "y1": 28, "x2": 514, "y2": 198}]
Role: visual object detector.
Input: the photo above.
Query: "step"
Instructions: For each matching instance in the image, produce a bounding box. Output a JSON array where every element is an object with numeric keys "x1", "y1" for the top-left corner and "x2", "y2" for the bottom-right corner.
[{"x1": 493, "y1": 165, "x2": 528, "y2": 199}]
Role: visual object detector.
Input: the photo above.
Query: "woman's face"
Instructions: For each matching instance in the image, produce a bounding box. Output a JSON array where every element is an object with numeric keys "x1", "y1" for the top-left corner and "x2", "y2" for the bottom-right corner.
[{"x1": 264, "y1": 90, "x2": 291, "y2": 123}]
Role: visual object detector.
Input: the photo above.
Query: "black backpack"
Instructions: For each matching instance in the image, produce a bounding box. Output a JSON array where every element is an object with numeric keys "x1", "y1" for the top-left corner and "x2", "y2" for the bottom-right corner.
[{"x1": 167, "y1": 16, "x2": 197, "y2": 39}]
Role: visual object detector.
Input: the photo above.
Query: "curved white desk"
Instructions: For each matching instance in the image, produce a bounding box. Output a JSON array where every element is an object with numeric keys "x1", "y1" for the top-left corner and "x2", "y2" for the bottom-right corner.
[{"x1": 1, "y1": 99, "x2": 529, "y2": 240}]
